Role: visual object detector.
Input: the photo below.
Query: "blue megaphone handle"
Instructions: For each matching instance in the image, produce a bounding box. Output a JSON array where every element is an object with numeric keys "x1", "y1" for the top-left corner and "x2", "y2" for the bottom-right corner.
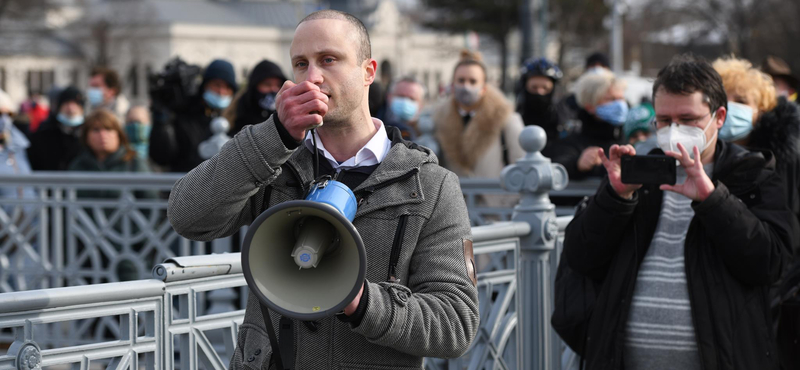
[{"x1": 305, "y1": 180, "x2": 358, "y2": 221}]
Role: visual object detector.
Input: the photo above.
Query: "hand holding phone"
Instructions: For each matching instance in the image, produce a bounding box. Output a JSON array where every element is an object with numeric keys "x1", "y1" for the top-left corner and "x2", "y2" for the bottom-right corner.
[{"x1": 599, "y1": 144, "x2": 642, "y2": 199}]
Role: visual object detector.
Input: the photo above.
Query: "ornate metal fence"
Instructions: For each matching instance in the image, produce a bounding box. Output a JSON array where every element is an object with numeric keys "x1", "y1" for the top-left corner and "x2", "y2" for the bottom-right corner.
[
  {"x1": 0, "y1": 172, "x2": 598, "y2": 294},
  {"x1": 0, "y1": 218, "x2": 571, "y2": 370}
]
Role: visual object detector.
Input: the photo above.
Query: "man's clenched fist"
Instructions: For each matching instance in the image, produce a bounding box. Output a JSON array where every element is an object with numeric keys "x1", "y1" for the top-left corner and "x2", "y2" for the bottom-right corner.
[{"x1": 275, "y1": 81, "x2": 330, "y2": 141}]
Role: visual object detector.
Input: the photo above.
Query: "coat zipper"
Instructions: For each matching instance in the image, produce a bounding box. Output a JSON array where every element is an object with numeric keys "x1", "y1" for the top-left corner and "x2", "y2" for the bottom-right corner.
[{"x1": 387, "y1": 214, "x2": 409, "y2": 283}]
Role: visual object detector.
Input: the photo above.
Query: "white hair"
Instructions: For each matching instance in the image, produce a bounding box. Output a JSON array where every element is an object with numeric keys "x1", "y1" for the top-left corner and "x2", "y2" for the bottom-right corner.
[{"x1": 574, "y1": 69, "x2": 626, "y2": 108}]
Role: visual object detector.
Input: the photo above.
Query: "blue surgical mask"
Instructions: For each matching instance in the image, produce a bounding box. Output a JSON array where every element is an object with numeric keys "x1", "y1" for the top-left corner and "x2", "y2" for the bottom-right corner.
[
  {"x1": 87, "y1": 87, "x2": 104, "y2": 107},
  {"x1": 203, "y1": 91, "x2": 232, "y2": 110},
  {"x1": 57, "y1": 113, "x2": 84, "y2": 127},
  {"x1": 390, "y1": 97, "x2": 419, "y2": 122},
  {"x1": 719, "y1": 101, "x2": 754, "y2": 141},
  {"x1": 595, "y1": 99, "x2": 629, "y2": 126}
]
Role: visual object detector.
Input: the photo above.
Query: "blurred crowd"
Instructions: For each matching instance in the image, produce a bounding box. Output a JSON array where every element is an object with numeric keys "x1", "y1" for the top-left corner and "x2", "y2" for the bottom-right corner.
[{"x1": 0, "y1": 51, "x2": 798, "y2": 191}]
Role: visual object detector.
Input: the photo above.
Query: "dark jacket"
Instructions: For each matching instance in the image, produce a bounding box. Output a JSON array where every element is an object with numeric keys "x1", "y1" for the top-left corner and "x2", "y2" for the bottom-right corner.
[
  {"x1": 563, "y1": 140, "x2": 798, "y2": 370},
  {"x1": 748, "y1": 97, "x2": 800, "y2": 217},
  {"x1": 149, "y1": 96, "x2": 220, "y2": 173},
  {"x1": 68, "y1": 147, "x2": 154, "y2": 199},
  {"x1": 27, "y1": 117, "x2": 82, "y2": 171},
  {"x1": 543, "y1": 109, "x2": 623, "y2": 180},
  {"x1": 167, "y1": 117, "x2": 479, "y2": 369},
  {"x1": 746, "y1": 97, "x2": 800, "y2": 368}
]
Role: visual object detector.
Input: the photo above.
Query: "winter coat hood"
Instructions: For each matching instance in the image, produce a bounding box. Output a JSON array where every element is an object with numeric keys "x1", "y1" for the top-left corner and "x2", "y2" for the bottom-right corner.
[{"x1": 748, "y1": 97, "x2": 800, "y2": 172}]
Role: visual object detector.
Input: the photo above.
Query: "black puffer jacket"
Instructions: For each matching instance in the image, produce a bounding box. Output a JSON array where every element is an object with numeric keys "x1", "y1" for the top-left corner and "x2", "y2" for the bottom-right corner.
[
  {"x1": 564, "y1": 140, "x2": 798, "y2": 370},
  {"x1": 27, "y1": 117, "x2": 82, "y2": 171},
  {"x1": 746, "y1": 97, "x2": 800, "y2": 368},
  {"x1": 748, "y1": 97, "x2": 800, "y2": 216}
]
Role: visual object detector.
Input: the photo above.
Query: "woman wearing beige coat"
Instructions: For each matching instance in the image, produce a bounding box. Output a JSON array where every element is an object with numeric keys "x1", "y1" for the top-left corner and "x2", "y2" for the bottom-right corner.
[{"x1": 433, "y1": 51, "x2": 525, "y2": 179}]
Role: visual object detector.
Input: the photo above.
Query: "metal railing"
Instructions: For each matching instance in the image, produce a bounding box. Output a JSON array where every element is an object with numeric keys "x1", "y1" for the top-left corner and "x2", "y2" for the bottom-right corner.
[
  {"x1": 0, "y1": 217, "x2": 572, "y2": 370},
  {"x1": 0, "y1": 172, "x2": 598, "y2": 294},
  {"x1": 0, "y1": 125, "x2": 583, "y2": 370}
]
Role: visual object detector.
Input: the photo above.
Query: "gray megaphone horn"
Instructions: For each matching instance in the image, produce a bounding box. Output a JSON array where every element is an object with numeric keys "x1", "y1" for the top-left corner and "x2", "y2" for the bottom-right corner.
[{"x1": 241, "y1": 177, "x2": 366, "y2": 320}]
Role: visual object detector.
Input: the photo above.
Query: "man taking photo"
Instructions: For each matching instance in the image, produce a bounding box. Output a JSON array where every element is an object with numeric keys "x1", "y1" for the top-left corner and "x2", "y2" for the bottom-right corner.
[
  {"x1": 563, "y1": 54, "x2": 797, "y2": 370},
  {"x1": 167, "y1": 10, "x2": 479, "y2": 370}
]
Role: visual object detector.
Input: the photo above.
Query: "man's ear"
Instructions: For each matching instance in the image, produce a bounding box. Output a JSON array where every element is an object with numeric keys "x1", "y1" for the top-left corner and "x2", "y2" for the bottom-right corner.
[
  {"x1": 715, "y1": 107, "x2": 727, "y2": 129},
  {"x1": 364, "y1": 58, "x2": 377, "y2": 86}
]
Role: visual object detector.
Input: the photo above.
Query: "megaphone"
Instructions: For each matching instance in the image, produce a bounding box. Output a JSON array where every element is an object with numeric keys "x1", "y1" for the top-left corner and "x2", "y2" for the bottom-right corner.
[{"x1": 241, "y1": 178, "x2": 366, "y2": 320}]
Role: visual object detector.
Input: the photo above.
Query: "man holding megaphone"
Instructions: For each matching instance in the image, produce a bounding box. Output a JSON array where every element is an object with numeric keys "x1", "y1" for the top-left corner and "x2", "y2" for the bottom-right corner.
[{"x1": 168, "y1": 9, "x2": 479, "y2": 370}]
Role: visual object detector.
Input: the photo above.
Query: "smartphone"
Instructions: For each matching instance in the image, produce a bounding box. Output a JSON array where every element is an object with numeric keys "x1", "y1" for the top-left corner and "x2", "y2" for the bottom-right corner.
[{"x1": 620, "y1": 155, "x2": 677, "y2": 185}]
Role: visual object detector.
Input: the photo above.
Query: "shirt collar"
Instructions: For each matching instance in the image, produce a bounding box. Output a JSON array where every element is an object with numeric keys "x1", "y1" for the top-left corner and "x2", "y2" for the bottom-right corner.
[{"x1": 303, "y1": 118, "x2": 392, "y2": 170}]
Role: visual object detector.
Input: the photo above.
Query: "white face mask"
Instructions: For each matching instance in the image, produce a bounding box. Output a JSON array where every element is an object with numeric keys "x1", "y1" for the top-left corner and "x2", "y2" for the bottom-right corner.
[{"x1": 656, "y1": 112, "x2": 717, "y2": 158}]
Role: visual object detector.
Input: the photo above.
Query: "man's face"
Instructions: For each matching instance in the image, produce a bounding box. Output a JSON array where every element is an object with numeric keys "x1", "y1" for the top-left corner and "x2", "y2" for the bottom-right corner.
[
  {"x1": 526, "y1": 76, "x2": 554, "y2": 95},
  {"x1": 390, "y1": 81, "x2": 424, "y2": 105},
  {"x1": 654, "y1": 89, "x2": 726, "y2": 157},
  {"x1": 205, "y1": 79, "x2": 234, "y2": 97},
  {"x1": 257, "y1": 77, "x2": 284, "y2": 95},
  {"x1": 89, "y1": 74, "x2": 116, "y2": 102},
  {"x1": 290, "y1": 19, "x2": 375, "y2": 126}
]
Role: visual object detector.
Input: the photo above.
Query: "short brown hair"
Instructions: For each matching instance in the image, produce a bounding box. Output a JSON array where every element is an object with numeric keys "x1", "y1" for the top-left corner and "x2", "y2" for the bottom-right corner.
[
  {"x1": 90, "y1": 67, "x2": 122, "y2": 95},
  {"x1": 299, "y1": 10, "x2": 371, "y2": 63},
  {"x1": 81, "y1": 109, "x2": 136, "y2": 162}
]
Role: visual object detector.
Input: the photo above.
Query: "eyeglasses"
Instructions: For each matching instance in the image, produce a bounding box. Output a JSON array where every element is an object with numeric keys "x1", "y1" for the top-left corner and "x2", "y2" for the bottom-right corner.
[{"x1": 653, "y1": 111, "x2": 712, "y2": 129}]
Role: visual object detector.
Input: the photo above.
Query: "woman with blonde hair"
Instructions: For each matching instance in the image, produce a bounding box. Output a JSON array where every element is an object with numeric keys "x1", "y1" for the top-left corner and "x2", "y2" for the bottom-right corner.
[{"x1": 713, "y1": 56, "x2": 800, "y2": 370}]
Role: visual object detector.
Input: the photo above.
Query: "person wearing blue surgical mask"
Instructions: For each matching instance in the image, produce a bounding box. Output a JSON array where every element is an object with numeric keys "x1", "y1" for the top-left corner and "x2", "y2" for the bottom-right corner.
[
  {"x1": 384, "y1": 77, "x2": 424, "y2": 140},
  {"x1": 149, "y1": 59, "x2": 238, "y2": 172},
  {"x1": 28, "y1": 86, "x2": 87, "y2": 171},
  {"x1": 88, "y1": 67, "x2": 129, "y2": 122},
  {"x1": 543, "y1": 69, "x2": 627, "y2": 180},
  {"x1": 714, "y1": 57, "x2": 800, "y2": 370}
]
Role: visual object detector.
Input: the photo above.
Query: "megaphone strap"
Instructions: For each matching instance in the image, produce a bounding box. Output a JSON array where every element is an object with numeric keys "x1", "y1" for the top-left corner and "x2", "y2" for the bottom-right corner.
[{"x1": 259, "y1": 303, "x2": 291, "y2": 370}]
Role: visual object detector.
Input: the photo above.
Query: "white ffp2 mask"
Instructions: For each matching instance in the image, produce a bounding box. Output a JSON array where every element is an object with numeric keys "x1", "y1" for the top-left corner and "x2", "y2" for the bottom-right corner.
[{"x1": 656, "y1": 112, "x2": 717, "y2": 157}]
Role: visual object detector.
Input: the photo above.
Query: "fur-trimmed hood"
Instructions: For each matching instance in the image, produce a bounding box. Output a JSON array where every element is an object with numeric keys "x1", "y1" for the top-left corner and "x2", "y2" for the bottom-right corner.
[
  {"x1": 749, "y1": 97, "x2": 800, "y2": 171},
  {"x1": 433, "y1": 85, "x2": 513, "y2": 175}
]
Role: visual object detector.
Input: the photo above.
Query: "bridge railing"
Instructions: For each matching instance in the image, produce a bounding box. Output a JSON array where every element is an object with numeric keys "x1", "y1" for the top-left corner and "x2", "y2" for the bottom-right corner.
[
  {"x1": 0, "y1": 217, "x2": 572, "y2": 370},
  {"x1": 0, "y1": 125, "x2": 583, "y2": 370}
]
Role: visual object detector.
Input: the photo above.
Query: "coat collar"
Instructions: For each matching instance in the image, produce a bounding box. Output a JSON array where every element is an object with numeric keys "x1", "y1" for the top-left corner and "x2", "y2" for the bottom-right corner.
[{"x1": 284, "y1": 126, "x2": 435, "y2": 216}]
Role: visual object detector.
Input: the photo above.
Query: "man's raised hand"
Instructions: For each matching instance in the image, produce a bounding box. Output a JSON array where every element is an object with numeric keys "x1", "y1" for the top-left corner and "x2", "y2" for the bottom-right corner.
[
  {"x1": 275, "y1": 81, "x2": 330, "y2": 141},
  {"x1": 600, "y1": 144, "x2": 642, "y2": 199},
  {"x1": 660, "y1": 143, "x2": 715, "y2": 201}
]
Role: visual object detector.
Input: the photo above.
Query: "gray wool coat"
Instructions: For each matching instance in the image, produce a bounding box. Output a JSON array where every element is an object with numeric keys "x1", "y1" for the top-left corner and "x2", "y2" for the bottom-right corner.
[{"x1": 167, "y1": 117, "x2": 480, "y2": 370}]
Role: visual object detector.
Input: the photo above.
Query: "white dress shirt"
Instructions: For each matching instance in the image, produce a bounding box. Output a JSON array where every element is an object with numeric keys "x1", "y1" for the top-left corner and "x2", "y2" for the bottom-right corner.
[{"x1": 303, "y1": 118, "x2": 392, "y2": 170}]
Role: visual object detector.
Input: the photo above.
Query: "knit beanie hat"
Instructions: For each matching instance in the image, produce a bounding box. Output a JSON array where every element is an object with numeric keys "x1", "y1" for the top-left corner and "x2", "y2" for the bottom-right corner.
[
  {"x1": 57, "y1": 86, "x2": 86, "y2": 110},
  {"x1": 203, "y1": 59, "x2": 238, "y2": 92},
  {"x1": 623, "y1": 102, "x2": 655, "y2": 141},
  {"x1": 248, "y1": 60, "x2": 287, "y2": 88}
]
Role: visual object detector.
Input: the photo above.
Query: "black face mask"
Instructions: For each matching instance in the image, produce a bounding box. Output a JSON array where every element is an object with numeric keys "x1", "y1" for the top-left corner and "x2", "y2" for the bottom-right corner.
[
  {"x1": 251, "y1": 91, "x2": 277, "y2": 118},
  {"x1": 258, "y1": 92, "x2": 277, "y2": 111},
  {"x1": 523, "y1": 92, "x2": 553, "y2": 114}
]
